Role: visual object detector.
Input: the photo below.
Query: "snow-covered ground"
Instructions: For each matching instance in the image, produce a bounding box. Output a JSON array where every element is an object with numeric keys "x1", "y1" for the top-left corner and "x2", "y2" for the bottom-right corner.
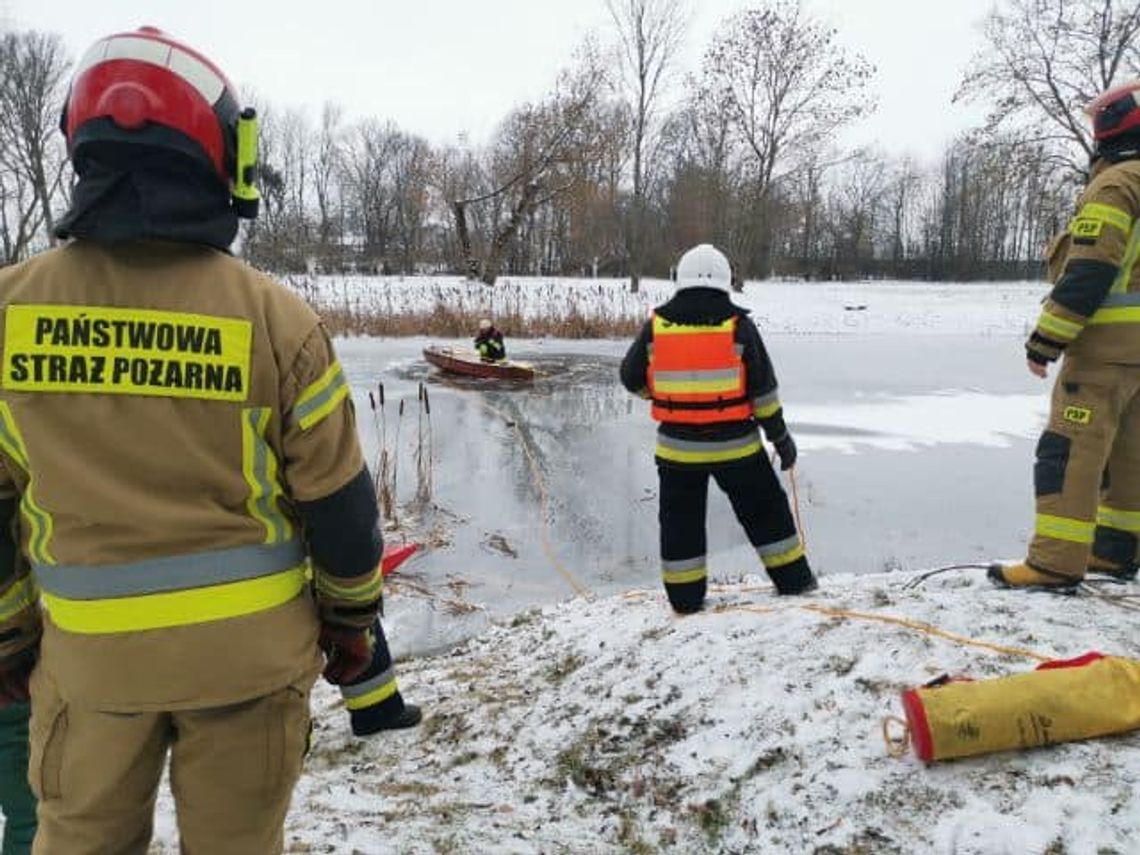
[{"x1": 145, "y1": 277, "x2": 1140, "y2": 853}]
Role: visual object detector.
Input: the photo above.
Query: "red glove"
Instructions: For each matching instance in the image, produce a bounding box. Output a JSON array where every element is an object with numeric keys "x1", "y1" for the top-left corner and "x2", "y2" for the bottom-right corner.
[
  {"x1": 318, "y1": 624, "x2": 374, "y2": 685},
  {"x1": 0, "y1": 650, "x2": 36, "y2": 706}
]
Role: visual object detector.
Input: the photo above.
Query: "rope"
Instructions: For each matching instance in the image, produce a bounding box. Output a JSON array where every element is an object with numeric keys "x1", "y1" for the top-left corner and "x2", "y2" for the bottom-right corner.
[
  {"x1": 477, "y1": 398, "x2": 591, "y2": 598},
  {"x1": 800, "y1": 603, "x2": 1053, "y2": 662},
  {"x1": 770, "y1": 448, "x2": 806, "y2": 547}
]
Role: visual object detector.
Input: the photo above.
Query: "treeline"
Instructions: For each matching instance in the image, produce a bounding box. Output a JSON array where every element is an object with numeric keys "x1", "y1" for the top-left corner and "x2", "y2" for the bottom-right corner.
[{"x1": 4, "y1": 0, "x2": 1135, "y2": 284}]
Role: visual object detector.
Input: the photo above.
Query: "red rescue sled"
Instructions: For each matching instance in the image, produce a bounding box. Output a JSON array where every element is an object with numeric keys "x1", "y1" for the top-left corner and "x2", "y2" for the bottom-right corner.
[
  {"x1": 423, "y1": 346, "x2": 535, "y2": 381},
  {"x1": 381, "y1": 542, "x2": 419, "y2": 576}
]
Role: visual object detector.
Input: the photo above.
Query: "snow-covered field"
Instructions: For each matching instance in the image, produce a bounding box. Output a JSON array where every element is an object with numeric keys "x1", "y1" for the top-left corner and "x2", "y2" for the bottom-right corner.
[{"x1": 145, "y1": 276, "x2": 1140, "y2": 854}]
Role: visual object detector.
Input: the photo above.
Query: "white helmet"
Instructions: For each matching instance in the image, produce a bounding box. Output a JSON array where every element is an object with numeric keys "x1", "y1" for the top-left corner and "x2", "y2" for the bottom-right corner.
[{"x1": 675, "y1": 244, "x2": 732, "y2": 293}]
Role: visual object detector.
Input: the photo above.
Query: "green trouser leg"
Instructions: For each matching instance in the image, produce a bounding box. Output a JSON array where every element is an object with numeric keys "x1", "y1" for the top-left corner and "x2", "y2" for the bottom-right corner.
[{"x1": 0, "y1": 703, "x2": 35, "y2": 854}]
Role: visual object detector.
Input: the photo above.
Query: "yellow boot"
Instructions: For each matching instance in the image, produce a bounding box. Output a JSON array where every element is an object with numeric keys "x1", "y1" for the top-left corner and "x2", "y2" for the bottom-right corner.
[{"x1": 987, "y1": 561, "x2": 1081, "y2": 591}]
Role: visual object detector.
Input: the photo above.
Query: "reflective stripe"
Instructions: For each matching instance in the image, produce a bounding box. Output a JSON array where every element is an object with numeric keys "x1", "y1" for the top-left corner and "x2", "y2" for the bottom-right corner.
[
  {"x1": 78, "y1": 35, "x2": 227, "y2": 103},
  {"x1": 757, "y1": 535, "x2": 804, "y2": 569},
  {"x1": 316, "y1": 568, "x2": 383, "y2": 603},
  {"x1": 1089, "y1": 306, "x2": 1140, "y2": 325},
  {"x1": 1111, "y1": 217, "x2": 1140, "y2": 294},
  {"x1": 662, "y1": 557, "x2": 707, "y2": 585},
  {"x1": 656, "y1": 432, "x2": 763, "y2": 464},
  {"x1": 1074, "y1": 202, "x2": 1133, "y2": 234},
  {"x1": 33, "y1": 539, "x2": 304, "y2": 599},
  {"x1": 41, "y1": 566, "x2": 307, "y2": 634},
  {"x1": 1036, "y1": 310, "x2": 1082, "y2": 341},
  {"x1": 753, "y1": 390, "x2": 782, "y2": 419},
  {"x1": 242, "y1": 408, "x2": 293, "y2": 544},
  {"x1": 295, "y1": 362, "x2": 349, "y2": 431},
  {"x1": 342, "y1": 667, "x2": 399, "y2": 710},
  {"x1": 1101, "y1": 293, "x2": 1140, "y2": 307},
  {"x1": 0, "y1": 403, "x2": 53, "y2": 565},
  {"x1": 0, "y1": 575, "x2": 37, "y2": 623},
  {"x1": 1035, "y1": 513, "x2": 1095, "y2": 545},
  {"x1": 652, "y1": 367, "x2": 742, "y2": 395},
  {"x1": 652, "y1": 316, "x2": 735, "y2": 336},
  {"x1": 1097, "y1": 505, "x2": 1140, "y2": 533}
]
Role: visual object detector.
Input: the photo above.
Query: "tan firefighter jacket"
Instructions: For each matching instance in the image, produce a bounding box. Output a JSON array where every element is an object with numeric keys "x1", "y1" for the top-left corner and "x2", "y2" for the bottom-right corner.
[
  {"x1": 1033, "y1": 158, "x2": 1140, "y2": 365},
  {"x1": 0, "y1": 240, "x2": 370, "y2": 710}
]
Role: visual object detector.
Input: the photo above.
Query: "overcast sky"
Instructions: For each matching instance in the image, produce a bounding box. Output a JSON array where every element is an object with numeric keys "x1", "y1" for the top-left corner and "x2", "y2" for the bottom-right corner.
[{"x1": 14, "y1": 0, "x2": 996, "y2": 163}]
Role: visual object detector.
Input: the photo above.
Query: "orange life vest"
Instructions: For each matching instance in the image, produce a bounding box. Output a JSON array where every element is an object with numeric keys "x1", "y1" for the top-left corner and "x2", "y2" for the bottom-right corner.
[{"x1": 647, "y1": 313, "x2": 751, "y2": 424}]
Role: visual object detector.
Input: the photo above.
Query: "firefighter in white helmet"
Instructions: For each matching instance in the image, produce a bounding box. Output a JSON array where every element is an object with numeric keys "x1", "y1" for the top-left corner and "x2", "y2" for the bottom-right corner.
[{"x1": 621, "y1": 244, "x2": 817, "y2": 612}]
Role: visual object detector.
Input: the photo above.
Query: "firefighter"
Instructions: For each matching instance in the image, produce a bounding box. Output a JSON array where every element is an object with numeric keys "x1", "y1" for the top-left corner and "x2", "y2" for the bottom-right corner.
[
  {"x1": 474, "y1": 318, "x2": 506, "y2": 361},
  {"x1": 991, "y1": 81, "x2": 1140, "y2": 589},
  {"x1": 0, "y1": 27, "x2": 418, "y2": 854},
  {"x1": 620, "y1": 244, "x2": 817, "y2": 612}
]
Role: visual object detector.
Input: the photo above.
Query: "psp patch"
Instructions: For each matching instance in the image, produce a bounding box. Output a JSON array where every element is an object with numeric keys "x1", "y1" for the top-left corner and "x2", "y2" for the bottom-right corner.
[
  {"x1": 2, "y1": 305, "x2": 253, "y2": 401},
  {"x1": 1070, "y1": 218, "x2": 1103, "y2": 245},
  {"x1": 1063, "y1": 405, "x2": 1093, "y2": 426}
]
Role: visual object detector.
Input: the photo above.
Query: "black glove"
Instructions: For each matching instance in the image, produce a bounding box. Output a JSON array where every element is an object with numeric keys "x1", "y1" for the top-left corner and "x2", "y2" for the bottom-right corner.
[{"x1": 773, "y1": 434, "x2": 797, "y2": 471}]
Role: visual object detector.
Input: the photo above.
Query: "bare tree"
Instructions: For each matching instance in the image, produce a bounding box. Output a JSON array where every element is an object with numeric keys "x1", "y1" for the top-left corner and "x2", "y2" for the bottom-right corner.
[
  {"x1": 313, "y1": 101, "x2": 344, "y2": 255},
  {"x1": 0, "y1": 30, "x2": 70, "y2": 250},
  {"x1": 606, "y1": 0, "x2": 688, "y2": 291},
  {"x1": 957, "y1": 0, "x2": 1140, "y2": 176},
  {"x1": 450, "y1": 44, "x2": 610, "y2": 285},
  {"x1": 698, "y1": 0, "x2": 875, "y2": 275}
]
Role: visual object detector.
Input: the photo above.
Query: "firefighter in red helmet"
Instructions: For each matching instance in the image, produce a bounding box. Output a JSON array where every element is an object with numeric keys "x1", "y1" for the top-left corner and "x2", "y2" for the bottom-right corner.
[
  {"x1": 0, "y1": 27, "x2": 417, "y2": 854},
  {"x1": 991, "y1": 81, "x2": 1140, "y2": 589},
  {"x1": 621, "y1": 244, "x2": 817, "y2": 613}
]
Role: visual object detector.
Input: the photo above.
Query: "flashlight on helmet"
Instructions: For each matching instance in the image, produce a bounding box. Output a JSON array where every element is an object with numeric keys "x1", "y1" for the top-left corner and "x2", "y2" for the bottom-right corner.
[{"x1": 233, "y1": 108, "x2": 260, "y2": 219}]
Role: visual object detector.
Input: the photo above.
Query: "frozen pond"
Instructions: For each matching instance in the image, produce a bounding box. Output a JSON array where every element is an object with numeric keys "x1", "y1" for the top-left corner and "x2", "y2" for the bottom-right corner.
[{"x1": 334, "y1": 331, "x2": 1048, "y2": 655}]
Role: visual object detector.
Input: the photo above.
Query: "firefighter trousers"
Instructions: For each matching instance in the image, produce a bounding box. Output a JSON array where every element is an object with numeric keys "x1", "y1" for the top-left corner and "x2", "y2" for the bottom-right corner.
[
  {"x1": 0, "y1": 702, "x2": 35, "y2": 854},
  {"x1": 657, "y1": 453, "x2": 812, "y2": 612},
  {"x1": 28, "y1": 666, "x2": 314, "y2": 855},
  {"x1": 1029, "y1": 359, "x2": 1140, "y2": 579}
]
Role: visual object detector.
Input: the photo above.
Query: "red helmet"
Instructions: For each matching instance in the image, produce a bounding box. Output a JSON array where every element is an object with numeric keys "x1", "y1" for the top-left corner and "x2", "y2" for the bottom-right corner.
[
  {"x1": 60, "y1": 27, "x2": 240, "y2": 185},
  {"x1": 1087, "y1": 80, "x2": 1140, "y2": 142}
]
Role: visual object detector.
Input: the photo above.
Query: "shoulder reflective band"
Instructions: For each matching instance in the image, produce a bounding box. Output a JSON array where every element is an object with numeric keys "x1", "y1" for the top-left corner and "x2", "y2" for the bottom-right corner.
[
  {"x1": 341, "y1": 666, "x2": 398, "y2": 710},
  {"x1": 34, "y1": 539, "x2": 307, "y2": 634},
  {"x1": 294, "y1": 361, "x2": 349, "y2": 431},
  {"x1": 242, "y1": 407, "x2": 293, "y2": 544},
  {"x1": 1071, "y1": 202, "x2": 1133, "y2": 237},
  {"x1": 3, "y1": 305, "x2": 252, "y2": 402},
  {"x1": 0, "y1": 403, "x2": 53, "y2": 564}
]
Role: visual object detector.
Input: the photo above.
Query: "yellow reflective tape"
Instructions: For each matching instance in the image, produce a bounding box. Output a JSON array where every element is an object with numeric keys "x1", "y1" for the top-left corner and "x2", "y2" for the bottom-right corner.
[
  {"x1": 0, "y1": 575, "x2": 36, "y2": 623},
  {"x1": 1073, "y1": 202, "x2": 1133, "y2": 235},
  {"x1": 653, "y1": 378, "x2": 742, "y2": 395},
  {"x1": 1089, "y1": 306, "x2": 1140, "y2": 324},
  {"x1": 316, "y1": 569, "x2": 383, "y2": 602},
  {"x1": 1035, "y1": 514, "x2": 1095, "y2": 545},
  {"x1": 754, "y1": 400, "x2": 782, "y2": 419},
  {"x1": 1098, "y1": 505, "x2": 1140, "y2": 533},
  {"x1": 295, "y1": 362, "x2": 349, "y2": 431},
  {"x1": 41, "y1": 566, "x2": 307, "y2": 634},
  {"x1": 3, "y1": 305, "x2": 252, "y2": 402},
  {"x1": 1111, "y1": 219, "x2": 1140, "y2": 293},
  {"x1": 761, "y1": 543, "x2": 805, "y2": 570},
  {"x1": 662, "y1": 566, "x2": 707, "y2": 585},
  {"x1": 1036, "y1": 310, "x2": 1083, "y2": 341},
  {"x1": 655, "y1": 439, "x2": 763, "y2": 465},
  {"x1": 0, "y1": 403, "x2": 52, "y2": 564},
  {"x1": 652, "y1": 316, "x2": 735, "y2": 336},
  {"x1": 241, "y1": 408, "x2": 293, "y2": 545},
  {"x1": 344, "y1": 677, "x2": 399, "y2": 711}
]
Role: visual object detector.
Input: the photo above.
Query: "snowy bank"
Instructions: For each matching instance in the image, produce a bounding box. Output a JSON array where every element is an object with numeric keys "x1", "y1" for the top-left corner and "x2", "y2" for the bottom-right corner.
[
  {"x1": 295, "y1": 275, "x2": 1047, "y2": 338},
  {"x1": 154, "y1": 571, "x2": 1140, "y2": 854}
]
